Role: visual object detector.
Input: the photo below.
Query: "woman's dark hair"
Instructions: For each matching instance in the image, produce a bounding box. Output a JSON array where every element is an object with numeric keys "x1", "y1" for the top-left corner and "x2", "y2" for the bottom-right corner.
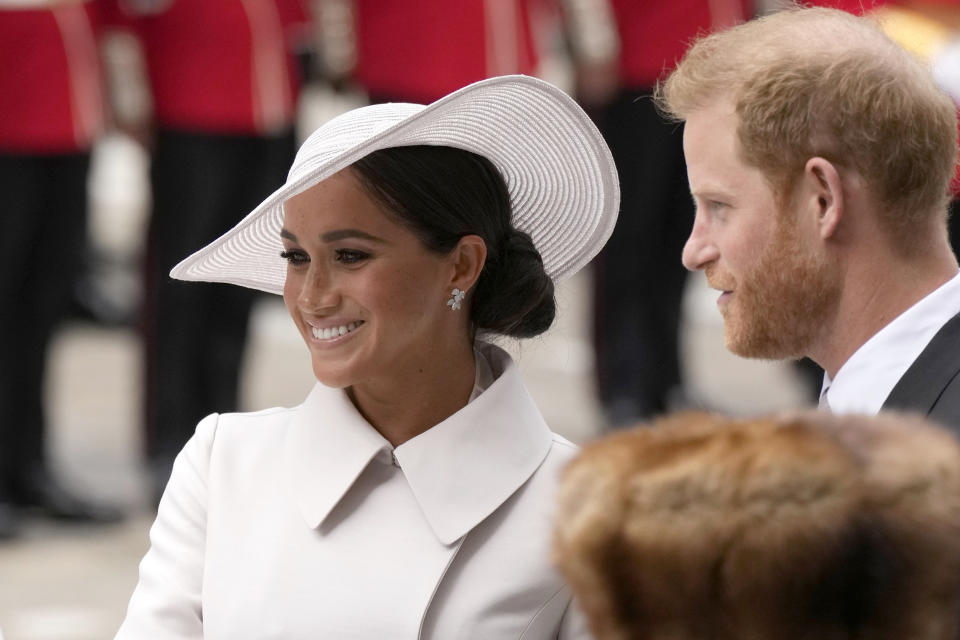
[{"x1": 350, "y1": 145, "x2": 555, "y2": 338}]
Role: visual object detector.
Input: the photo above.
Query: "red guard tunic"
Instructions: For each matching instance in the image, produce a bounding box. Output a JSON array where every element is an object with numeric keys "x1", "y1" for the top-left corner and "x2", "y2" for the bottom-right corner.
[
  {"x1": 112, "y1": 0, "x2": 308, "y2": 135},
  {"x1": 0, "y1": 0, "x2": 105, "y2": 153},
  {"x1": 609, "y1": 0, "x2": 752, "y2": 87},
  {"x1": 352, "y1": 0, "x2": 542, "y2": 104}
]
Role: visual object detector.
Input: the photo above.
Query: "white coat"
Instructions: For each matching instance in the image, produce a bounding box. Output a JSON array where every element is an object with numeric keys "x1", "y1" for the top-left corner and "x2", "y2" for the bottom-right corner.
[{"x1": 116, "y1": 343, "x2": 589, "y2": 639}]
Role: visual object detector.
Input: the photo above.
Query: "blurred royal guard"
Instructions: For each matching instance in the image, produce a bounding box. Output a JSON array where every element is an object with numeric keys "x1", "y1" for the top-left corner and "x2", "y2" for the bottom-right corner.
[{"x1": 0, "y1": 0, "x2": 122, "y2": 539}]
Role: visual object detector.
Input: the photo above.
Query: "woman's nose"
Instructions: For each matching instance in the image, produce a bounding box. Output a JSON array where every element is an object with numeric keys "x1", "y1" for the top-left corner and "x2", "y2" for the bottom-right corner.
[{"x1": 296, "y1": 266, "x2": 340, "y2": 311}]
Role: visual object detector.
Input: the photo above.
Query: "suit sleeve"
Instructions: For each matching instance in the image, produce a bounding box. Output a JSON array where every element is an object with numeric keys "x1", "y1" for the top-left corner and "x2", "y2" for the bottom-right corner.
[{"x1": 114, "y1": 413, "x2": 219, "y2": 639}]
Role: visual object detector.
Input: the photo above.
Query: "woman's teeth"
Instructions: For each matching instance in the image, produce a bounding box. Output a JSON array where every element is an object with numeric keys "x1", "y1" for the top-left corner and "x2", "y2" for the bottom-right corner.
[{"x1": 312, "y1": 321, "x2": 363, "y2": 341}]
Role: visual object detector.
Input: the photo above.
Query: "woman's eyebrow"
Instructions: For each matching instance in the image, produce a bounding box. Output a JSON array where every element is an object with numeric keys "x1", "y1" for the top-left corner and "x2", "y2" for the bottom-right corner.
[
  {"x1": 280, "y1": 228, "x2": 387, "y2": 243},
  {"x1": 320, "y1": 229, "x2": 387, "y2": 243}
]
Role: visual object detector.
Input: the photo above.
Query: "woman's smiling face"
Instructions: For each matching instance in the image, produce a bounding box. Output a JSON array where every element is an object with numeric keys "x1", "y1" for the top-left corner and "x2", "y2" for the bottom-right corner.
[{"x1": 280, "y1": 168, "x2": 461, "y2": 390}]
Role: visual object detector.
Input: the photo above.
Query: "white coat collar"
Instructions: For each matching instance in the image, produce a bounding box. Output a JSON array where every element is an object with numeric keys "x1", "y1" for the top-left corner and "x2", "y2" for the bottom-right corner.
[{"x1": 285, "y1": 343, "x2": 554, "y2": 545}]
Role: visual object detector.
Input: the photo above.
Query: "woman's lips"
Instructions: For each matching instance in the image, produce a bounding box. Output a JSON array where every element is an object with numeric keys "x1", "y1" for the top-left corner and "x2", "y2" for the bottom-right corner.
[{"x1": 307, "y1": 320, "x2": 365, "y2": 344}]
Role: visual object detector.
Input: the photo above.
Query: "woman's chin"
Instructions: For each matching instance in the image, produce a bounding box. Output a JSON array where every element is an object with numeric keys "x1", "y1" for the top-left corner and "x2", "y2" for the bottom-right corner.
[{"x1": 310, "y1": 363, "x2": 356, "y2": 389}]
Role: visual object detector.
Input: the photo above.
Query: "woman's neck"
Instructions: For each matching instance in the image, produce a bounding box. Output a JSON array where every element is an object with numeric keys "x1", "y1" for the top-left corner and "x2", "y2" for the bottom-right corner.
[{"x1": 347, "y1": 340, "x2": 478, "y2": 447}]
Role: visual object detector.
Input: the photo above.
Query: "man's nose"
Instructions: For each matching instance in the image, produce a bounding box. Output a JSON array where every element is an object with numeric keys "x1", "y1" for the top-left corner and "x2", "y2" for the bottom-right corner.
[{"x1": 681, "y1": 216, "x2": 718, "y2": 271}]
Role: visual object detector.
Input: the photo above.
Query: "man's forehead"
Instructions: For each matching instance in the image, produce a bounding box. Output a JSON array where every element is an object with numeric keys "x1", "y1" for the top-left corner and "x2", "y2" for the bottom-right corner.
[
  {"x1": 684, "y1": 105, "x2": 743, "y2": 184},
  {"x1": 682, "y1": 100, "x2": 738, "y2": 151}
]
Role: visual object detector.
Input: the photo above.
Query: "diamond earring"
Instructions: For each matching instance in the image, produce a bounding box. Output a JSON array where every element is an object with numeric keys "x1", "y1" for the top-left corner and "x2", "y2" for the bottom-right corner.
[{"x1": 446, "y1": 287, "x2": 466, "y2": 311}]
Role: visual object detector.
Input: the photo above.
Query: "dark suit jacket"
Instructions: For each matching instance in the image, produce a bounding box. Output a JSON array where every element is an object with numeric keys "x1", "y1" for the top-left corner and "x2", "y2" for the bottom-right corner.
[{"x1": 882, "y1": 311, "x2": 960, "y2": 433}]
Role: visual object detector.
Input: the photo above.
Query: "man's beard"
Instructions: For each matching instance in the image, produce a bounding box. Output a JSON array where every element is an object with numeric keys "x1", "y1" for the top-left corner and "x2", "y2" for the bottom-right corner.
[{"x1": 708, "y1": 221, "x2": 840, "y2": 360}]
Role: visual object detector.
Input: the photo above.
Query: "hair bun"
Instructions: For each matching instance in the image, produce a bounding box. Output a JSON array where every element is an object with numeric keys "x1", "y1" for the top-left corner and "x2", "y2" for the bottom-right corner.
[
  {"x1": 351, "y1": 145, "x2": 557, "y2": 338},
  {"x1": 472, "y1": 228, "x2": 556, "y2": 338}
]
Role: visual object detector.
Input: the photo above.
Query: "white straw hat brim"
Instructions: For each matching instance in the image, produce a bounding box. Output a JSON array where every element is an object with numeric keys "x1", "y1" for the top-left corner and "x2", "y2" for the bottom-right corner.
[{"x1": 169, "y1": 75, "x2": 620, "y2": 294}]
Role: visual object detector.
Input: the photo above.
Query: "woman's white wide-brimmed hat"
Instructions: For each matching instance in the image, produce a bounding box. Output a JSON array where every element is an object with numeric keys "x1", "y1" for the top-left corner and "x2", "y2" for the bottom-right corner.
[{"x1": 170, "y1": 75, "x2": 620, "y2": 294}]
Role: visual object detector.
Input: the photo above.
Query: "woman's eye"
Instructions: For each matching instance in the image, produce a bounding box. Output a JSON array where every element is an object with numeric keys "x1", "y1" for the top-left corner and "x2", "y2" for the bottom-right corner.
[
  {"x1": 280, "y1": 249, "x2": 309, "y2": 266},
  {"x1": 334, "y1": 249, "x2": 370, "y2": 264}
]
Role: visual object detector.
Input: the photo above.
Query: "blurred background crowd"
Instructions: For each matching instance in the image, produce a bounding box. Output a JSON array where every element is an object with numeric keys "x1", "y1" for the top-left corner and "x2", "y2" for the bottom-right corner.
[{"x1": 2, "y1": 0, "x2": 960, "y2": 637}]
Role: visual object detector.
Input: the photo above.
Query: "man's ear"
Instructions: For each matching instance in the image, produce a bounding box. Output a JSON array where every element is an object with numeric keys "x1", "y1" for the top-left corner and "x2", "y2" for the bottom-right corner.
[
  {"x1": 449, "y1": 234, "x2": 487, "y2": 292},
  {"x1": 803, "y1": 157, "x2": 843, "y2": 240}
]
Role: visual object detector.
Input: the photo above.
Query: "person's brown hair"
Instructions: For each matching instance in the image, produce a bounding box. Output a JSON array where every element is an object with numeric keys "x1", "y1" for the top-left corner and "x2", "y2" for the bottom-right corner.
[
  {"x1": 555, "y1": 411, "x2": 960, "y2": 640},
  {"x1": 656, "y1": 7, "x2": 958, "y2": 254},
  {"x1": 351, "y1": 145, "x2": 556, "y2": 338}
]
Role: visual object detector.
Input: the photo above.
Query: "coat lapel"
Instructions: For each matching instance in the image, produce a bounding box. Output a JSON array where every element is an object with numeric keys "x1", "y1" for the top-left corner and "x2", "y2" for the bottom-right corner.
[
  {"x1": 284, "y1": 383, "x2": 392, "y2": 529},
  {"x1": 283, "y1": 343, "x2": 554, "y2": 545},
  {"x1": 394, "y1": 344, "x2": 554, "y2": 545},
  {"x1": 882, "y1": 310, "x2": 960, "y2": 416}
]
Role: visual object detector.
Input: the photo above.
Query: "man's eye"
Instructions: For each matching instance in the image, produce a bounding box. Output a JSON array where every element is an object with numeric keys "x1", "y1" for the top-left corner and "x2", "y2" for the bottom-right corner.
[
  {"x1": 280, "y1": 249, "x2": 309, "y2": 266},
  {"x1": 335, "y1": 249, "x2": 370, "y2": 264},
  {"x1": 704, "y1": 200, "x2": 731, "y2": 221}
]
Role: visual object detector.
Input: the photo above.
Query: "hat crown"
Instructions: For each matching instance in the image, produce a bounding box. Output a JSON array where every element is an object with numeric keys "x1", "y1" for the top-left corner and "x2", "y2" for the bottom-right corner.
[{"x1": 289, "y1": 103, "x2": 425, "y2": 184}]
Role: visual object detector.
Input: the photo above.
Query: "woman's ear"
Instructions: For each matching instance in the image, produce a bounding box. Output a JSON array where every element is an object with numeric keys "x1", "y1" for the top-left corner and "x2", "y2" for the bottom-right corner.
[
  {"x1": 803, "y1": 157, "x2": 844, "y2": 240},
  {"x1": 449, "y1": 234, "x2": 487, "y2": 292}
]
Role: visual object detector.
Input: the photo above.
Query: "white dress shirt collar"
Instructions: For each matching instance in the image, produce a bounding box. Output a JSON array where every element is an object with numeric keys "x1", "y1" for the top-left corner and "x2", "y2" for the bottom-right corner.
[
  {"x1": 823, "y1": 271, "x2": 960, "y2": 415},
  {"x1": 284, "y1": 341, "x2": 553, "y2": 545}
]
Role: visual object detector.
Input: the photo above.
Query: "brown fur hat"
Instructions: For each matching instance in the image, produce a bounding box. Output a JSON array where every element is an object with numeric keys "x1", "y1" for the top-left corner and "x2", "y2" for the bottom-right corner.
[{"x1": 554, "y1": 411, "x2": 960, "y2": 640}]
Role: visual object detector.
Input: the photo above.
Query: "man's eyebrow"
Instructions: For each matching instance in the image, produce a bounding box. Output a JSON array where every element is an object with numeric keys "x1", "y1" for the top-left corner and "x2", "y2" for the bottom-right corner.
[
  {"x1": 280, "y1": 228, "x2": 297, "y2": 241},
  {"x1": 690, "y1": 187, "x2": 732, "y2": 202}
]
